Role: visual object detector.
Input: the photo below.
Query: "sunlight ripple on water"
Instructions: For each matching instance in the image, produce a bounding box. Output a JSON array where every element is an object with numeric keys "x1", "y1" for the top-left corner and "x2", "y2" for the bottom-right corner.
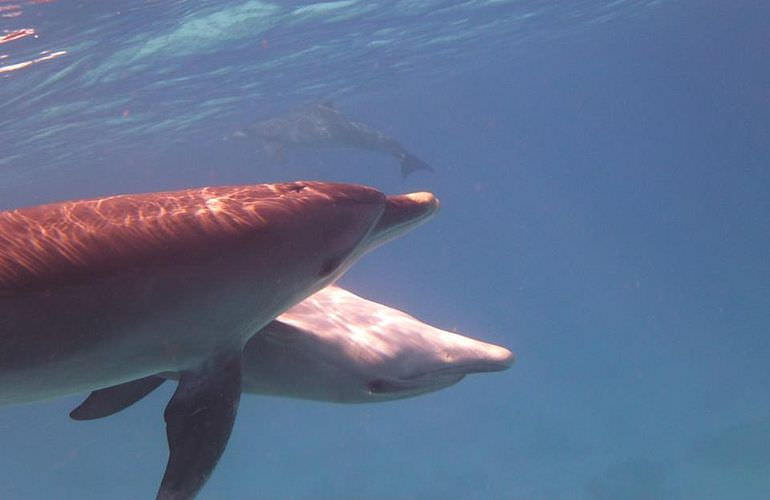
[{"x1": 0, "y1": 0, "x2": 665, "y2": 178}]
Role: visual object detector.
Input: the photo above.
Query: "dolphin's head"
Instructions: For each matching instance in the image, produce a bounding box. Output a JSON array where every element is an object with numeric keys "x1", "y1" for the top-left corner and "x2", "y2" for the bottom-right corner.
[
  {"x1": 216, "y1": 182, "x2": 439, "y2": 340},
  {"x1": 343, "y1": 289, "x2": 514, "y2": 402},
  {"x1": 207, "y1": 182, "x2": 382, "y2": 321},
  {"x1": 359, "y1": 327, "x2": 514, "y2": 402},
  {"x1": 328, "y1": 191, "x2": 439, "y2": 281},
  {"x1": 276, "y1": 183, "x2": 439, "y2": 294},
  {"x1": 241, "y1": 286, "x2": 514, "y2": 403}
]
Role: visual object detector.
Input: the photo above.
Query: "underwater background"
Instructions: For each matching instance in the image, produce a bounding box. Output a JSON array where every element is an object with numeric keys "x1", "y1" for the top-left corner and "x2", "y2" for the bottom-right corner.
[{"x1": 1, "y1": 0, "x2": 769, "y2": 498}]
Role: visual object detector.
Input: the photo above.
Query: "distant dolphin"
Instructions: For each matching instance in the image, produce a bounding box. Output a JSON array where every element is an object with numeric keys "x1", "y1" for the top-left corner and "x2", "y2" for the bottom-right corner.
[
  {"x1": 235, "y1": 101, "x2": 434, "y2": 178},
  {"x1": 0, "y1": 182, "x2": 438, "y2": 500},
  {"x1": 70, "y1": 285, "x2": 514, "y2": 414}
]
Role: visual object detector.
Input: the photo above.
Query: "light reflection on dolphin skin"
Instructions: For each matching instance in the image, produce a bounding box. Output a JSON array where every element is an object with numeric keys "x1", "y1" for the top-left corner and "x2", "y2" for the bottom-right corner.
[
  {"x1": 0, "y1": 181, "x2": 439, "y2": 500},
  {"x1": 243, "y1": 285, "x2": 514, "y2": 403},
  {"x1": 236, "y1": 100, "x2": 434, "y2": 178},
  {"x1": 0, "y1": 182, "x2": 350, "y2": 290}
]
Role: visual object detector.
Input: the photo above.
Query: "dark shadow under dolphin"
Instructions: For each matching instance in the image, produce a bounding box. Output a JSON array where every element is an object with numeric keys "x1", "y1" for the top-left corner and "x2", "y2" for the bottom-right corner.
[{"x1": 235, "y1": 101, "x2": 434, "y2": 178}]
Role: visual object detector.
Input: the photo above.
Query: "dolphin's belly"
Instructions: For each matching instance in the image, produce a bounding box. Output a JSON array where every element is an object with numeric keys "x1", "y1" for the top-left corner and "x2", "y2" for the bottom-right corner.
[{"x1": 0, "y1": 270, "x2": 271, "y2": 406}]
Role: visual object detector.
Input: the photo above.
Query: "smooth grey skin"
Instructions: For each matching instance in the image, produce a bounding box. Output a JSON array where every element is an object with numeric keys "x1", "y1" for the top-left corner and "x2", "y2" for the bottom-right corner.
[
  {"x1": 0, "y1": 181, "x2": 438, "y2": 500},
  {"x1": 72, "y1": 285, "x2": 514, "y2": 415},
  {"x1": 235, "y1": 101, "x2": 433, "y2": 178}
]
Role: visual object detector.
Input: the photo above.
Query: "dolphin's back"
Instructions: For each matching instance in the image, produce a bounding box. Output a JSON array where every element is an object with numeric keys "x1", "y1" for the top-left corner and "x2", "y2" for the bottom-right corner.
[
  {"x1": 0, "y1": 182, "x2": 358, "y2": 291},
  {"x1": 0, "y1": 186, "x2": 280, "y2": 291}
]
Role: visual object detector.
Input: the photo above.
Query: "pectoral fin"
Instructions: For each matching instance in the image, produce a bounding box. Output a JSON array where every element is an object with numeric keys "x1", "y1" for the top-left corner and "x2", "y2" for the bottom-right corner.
[
  {"x1": 156, "y1": 351, "x2": 243, "y2": 500},
  {"x1": 70, "y1": 375, "x2": 166, "y2": 420}
]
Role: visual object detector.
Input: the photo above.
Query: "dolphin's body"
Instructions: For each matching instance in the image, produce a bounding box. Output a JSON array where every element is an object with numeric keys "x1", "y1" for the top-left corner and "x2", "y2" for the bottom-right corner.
[
  {"x1": 242, "y1": 285, "x2": 514, "y2": 402},
  {"x1": 0, "y1": 181, "x2": 438, "y2": 499},
  {"x1": 72, "y1": 285, "x2": 513, "y2": 413},
  {"x1": 237, "y1": 101, "x2": 433, "y2": 178}
]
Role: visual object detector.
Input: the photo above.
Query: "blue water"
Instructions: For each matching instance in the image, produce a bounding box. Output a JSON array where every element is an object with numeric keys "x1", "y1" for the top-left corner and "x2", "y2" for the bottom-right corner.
[{"x1": 2, "y1": 0, "x2": 770, "y2": 498}]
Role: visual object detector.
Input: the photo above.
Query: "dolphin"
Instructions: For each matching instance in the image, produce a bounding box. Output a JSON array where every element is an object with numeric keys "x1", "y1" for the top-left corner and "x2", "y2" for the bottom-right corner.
[
  {"x1": 0, "y1": 181, "x2": 438, "y2": 500},
  {"x1": 246, "y1": 285, "x2": 514, "y2": 402},
  {"x1": 70, "y1": 285, "x2": 514, "y2": 415},
  {"x1": 235, "y1": 100, "x2": 434, "y2": 178}
]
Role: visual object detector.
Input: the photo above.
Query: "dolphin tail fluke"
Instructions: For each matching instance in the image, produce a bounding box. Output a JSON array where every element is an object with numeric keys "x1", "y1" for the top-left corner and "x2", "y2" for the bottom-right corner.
[{"x1": 400, "y1": 153, "x2": 433, "y2": 179}]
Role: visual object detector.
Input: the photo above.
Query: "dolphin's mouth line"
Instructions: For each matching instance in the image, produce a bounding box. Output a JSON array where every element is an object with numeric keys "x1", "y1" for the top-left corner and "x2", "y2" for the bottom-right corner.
[
  {"x1": 367, "y1": 374, "x2": 465, "y2": 395},
  {"x1": 367, "y1": 362, "x2": 511, "y2": 395},
  {"x1": 401, "y1": 362, "x2": 513, "y2": 380}
]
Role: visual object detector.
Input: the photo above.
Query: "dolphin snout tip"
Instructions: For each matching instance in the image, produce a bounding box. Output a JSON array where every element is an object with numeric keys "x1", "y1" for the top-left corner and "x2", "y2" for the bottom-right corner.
[
  {"x1": 494, "y1": 346, "x2": 516, "y2": 369},
  {"x1": 404, "y1": 191, "x2": 439, "y2": 214},
  {"x1": 386, "y1": 191, "x2": 439, "y2": 218},
  {"x1": 476, "y1": 344, "x2": 515, "y2": 371},
  {"x1": 404, "y1": 191, "x2": 437, "y2": 205},
  {"x1": 378, "y1": 191, "x2": 439, "y2": 231},
  {"x1": 446, "y1": 342, "x2": 515, "y2": 375}
]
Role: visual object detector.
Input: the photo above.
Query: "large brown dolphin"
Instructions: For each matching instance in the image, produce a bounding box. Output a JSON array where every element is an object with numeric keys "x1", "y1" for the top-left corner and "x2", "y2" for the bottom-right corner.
[
  {"x1": 0, "y1": 181, "x2": 438, "y2": 499},
  {"x1": 72, "y1": 285, "x2": 514, "y2": 414}
]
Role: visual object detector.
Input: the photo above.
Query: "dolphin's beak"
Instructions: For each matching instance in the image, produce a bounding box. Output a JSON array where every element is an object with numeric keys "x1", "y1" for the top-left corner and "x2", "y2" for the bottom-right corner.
[
  {"x1": 365, "y1": 192, "x2": 439, "y2": 249},
  {"x1": 416, "y1": 343, "x2": 514, "y2": 379},
  {"x1": 460, "y1": 343, "x2": 515, "y2": 373},
  {"x1": 367, "y1": 342, "x2": 514, "y2": 398}
]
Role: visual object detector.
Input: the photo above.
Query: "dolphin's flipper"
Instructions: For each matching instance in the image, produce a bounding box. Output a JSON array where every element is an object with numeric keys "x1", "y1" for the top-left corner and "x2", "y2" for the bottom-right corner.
[
  {"x1": 70, "y1": 375, "x2": 166, "y2": 420},
  {"x1": 400, "y1": 153, "x2": 433, "y2": 178},
  {"x1": 157, "y1": 351, "x2": 243, "y2": 500}
]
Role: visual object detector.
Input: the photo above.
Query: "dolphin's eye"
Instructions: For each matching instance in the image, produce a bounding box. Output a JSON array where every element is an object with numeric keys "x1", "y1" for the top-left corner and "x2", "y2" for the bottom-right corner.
[
  {"x1": 367, "y1": 380, "x2": 387, "y2": 393},
  {"x1": 318, "y1": 255, "x2": 343, "y2": 278}
]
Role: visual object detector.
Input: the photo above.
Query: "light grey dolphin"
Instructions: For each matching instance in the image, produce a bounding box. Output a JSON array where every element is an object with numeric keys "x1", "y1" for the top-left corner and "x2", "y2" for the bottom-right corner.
[
  {"x1": 0, "y1": 181, "x2": 438, "y2": 500},
  {"x1": 71, "y1": 285, "x2": 513, "y2": 412},
  {"x1": 235, "y1": 101, "x2": 434, "y2": 178},
  {"x1": 243, "y1": 285, "x2": 514, "y2": 402}
]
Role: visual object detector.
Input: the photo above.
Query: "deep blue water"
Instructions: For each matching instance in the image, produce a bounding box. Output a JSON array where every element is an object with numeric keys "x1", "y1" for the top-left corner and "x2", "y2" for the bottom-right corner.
[{"x1": 2, "y1": 0, "x2": 770, "y2": 498}]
